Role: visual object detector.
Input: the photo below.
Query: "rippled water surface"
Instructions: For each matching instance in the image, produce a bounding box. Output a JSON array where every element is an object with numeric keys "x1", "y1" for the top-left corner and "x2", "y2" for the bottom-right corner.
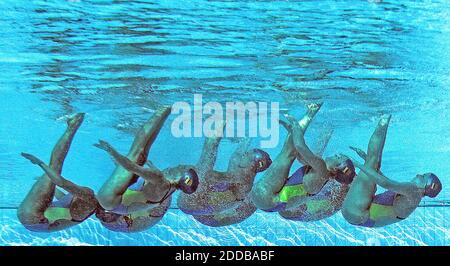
[{"x1": 0, "y1": 0, "x2": 449, "y2": 245}]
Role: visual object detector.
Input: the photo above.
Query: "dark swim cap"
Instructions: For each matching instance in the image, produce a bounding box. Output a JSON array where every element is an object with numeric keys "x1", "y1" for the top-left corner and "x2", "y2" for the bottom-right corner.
[
  {"x1": 334, "y1": 159, "x2": 356, "y2": 185},
  {"x1": 424, "y1": 173, "x2": 442, "y2": 198},
  {"x1": 251, "y1": 149, "x2": 272, "y2": 173},
  {"x1": 178, "y1": 169, "x2": 199, "y2": 194}
]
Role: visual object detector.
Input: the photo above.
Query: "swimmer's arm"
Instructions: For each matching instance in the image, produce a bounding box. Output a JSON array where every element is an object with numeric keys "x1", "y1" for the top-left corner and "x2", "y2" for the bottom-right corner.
[
  {"x1": 280, "y1": 121, "x2": 308, "y2": 165},
  {"x1": 315, "y1": 129, "x2": 333, "y2": 157},
  {"x1": 54, "y1": 188, "x2": 66, "y2": 200},
  {"x1": 21, "y1": 153, "x2": 94, "y2": 201},
  {"x1": 226, "y1": 138, "x2": 252, "y2": 174},
  {"x1": 229, "y1": 138, "x2": 251, "y2": 160},
  {"x1": 352, "y1": 160, "x2": 416, "y2": 195},
  {"x1": 113, "y1": 155, "x2": 163, "y2": 183},
  {"x1": 94, "y1": 140, "x2": 164, "y2": 183},
  {"x1": 350, "y1": 146, "x2": 367, "y2": 161},
  {"x1": 293, "y1": 137, "x2": 327, "y2": 174},
  {"x1": 350, "y1": 147, "x2": 386, "y2": 175},
  {"x1": 284, "y1": 115, "x2": 327, "y2": 174}
]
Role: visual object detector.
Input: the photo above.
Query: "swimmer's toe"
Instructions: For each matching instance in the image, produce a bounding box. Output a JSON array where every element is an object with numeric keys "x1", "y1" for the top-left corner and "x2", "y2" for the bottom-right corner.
[
  {"x1": 307, "y1": 102, "x2": 323, "y2": 111},
  {"x1": 379, "y1": 114, "x2": 392, "y2": 126},
  {"x1": 306, "y1": 102, "x2": 323, "y2": 116}
]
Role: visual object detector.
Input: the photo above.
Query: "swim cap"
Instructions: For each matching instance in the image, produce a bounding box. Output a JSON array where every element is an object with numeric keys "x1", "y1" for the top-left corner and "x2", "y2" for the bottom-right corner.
[
  {"x1": 334, "y1": 159, "x2": 356, "y2": 185},
  {"x1": 178, "y1": 169, "x2": 199, "y2": 194},
  {"x1": 424, "y1": 173, "x2": 442, "y2": 198},
  {"x1": 251, "y1": 149, "x2": 272, "y2": 173}
]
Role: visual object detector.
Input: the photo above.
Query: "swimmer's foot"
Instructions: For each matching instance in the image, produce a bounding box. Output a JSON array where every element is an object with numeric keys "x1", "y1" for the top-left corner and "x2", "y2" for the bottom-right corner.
[
  {"x1": 67, "y1": 113, "x2": 85, "y2": 129},
  {"x1": 307, "y1": 102, "x2": 322, "y2": 115},
  {"x1": 282, "y1": 102, "x2": 322, "y2": 131},
  {"x1": 177, "y1": 169, "x2": 199, "y2": 194},
  {"x1": 299, "y1": 102, "x2": 322, "y2": 129},
  {"x1": 21, "y1": 153, "x2": 45, "y2": 166},
  {"x1": 379, "y1": 114, "x2": 392, "y2": 127}
]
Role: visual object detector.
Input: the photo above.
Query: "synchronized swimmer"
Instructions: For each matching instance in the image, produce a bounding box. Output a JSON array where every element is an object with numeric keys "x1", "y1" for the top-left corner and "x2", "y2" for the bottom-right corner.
[
  {"x1": 251, "y1": 103, "x2": 356, "y2": 221},
  {"x1": 18, "y1": 103, "x2": 443, "y2": 233}
]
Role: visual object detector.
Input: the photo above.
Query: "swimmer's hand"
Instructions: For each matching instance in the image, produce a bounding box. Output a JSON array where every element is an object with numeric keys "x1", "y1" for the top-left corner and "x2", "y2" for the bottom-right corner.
[
  {"x1": 21, "y1": 153, "x2": 44, "y2": 165},
  {"x1": 349, "y1": 146, "x2": 367, "y2": 161},
  {"x1": 93, "y1": 140, "x2": 114, "y2": 152},
  {"x1": 279, "y1": 119, "x2": 292, "y2": 132},
  {"x1": 283, "y1": 113, "x2": 299, "y2": 129},
  {"x1": 145, "y1": 160, "x2": 158, "y2": 169}
]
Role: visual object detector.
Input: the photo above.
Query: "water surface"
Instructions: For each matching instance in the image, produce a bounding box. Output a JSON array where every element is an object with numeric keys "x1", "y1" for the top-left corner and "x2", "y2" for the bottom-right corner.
[{"x1": 0, "y1": 0, "x2": 449, "y2": 245}]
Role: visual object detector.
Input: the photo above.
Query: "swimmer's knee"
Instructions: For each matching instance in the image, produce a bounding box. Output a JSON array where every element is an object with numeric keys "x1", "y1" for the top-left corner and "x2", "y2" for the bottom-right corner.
[
  {"x1": 341, "y1": 207, "x2": 368, "y2": 225},
  {"x1": 16, "y1": 208, "x2": 28, "y2": 224},
  {"x1": 97, "y1": 190, "x2": 121, "y2": 211},
  {"x1": 250, "y1": 187, "x2": 277, "y2": 210},
  {"x1": 17, "y1": 204, "x2": 39, "y2": 225}
]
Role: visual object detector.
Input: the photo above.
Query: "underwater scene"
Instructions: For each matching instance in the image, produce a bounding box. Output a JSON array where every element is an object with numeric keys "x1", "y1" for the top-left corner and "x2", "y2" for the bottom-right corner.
[{"x1": 0, "y1": 0, "x2": 449, "y2": 246}]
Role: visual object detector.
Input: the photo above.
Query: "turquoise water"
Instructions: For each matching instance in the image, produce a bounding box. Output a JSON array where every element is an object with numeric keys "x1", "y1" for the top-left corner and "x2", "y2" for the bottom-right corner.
[{"x1": 0, "y1": 0, "x2": 449, "y2": 245}]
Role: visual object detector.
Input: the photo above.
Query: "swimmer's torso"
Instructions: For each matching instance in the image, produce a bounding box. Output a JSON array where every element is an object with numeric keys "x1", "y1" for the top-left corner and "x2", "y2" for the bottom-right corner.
[
  {"x1": 279, "y1": 178, "x2": 349, "y2": 221},
  {"x1": 342, "y1": 171, "x2": 377, "y2": 217},
  {"x1": 361, "y1": 190, "x2": 421, "y2": 228},
  {"x1": 177, "y1": 168, "x2": 255, "y2": 215},
  {"x1": 22, "y1": 193, "x2": 97, "y2": 232},
  {"x1": 96, "y1": 177, "x2": 172, "y2": 232},
  {"x1": 263, "y1": 166, "x2": 338, "y2": 213},
  {"x1": 192, "y1": 197, "x2": 256, "y2": 227}
]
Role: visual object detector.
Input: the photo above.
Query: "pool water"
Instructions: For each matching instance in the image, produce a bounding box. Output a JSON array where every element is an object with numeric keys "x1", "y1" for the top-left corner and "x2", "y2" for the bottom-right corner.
[{"x1": 0, "y1": 0, "x2": 449, "y2": 245}]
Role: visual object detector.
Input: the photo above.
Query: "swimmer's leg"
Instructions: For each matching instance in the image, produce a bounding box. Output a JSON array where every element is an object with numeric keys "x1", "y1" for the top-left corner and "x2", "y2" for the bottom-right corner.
[
  {"x1": 17, "y1": 113, "x2": 84, "y2": 225},
  {"x1": 196, "y1": 122, "x2": 225, "y2": 176},
  {"x1": 279, "y1": 121, "x2": 306, "y2": 166},
  {"x1": 315, "y1": 129, "x2": 333, "y2": 157},
  {"x1": 94, "y1": 140, "x2": 165, "y2": 184},
  {"x1": 225, "y1": 137, "x2": 252, "y2": 175},
  {"x1": 250, "y1": 133, "x2": 297, "y2": 210},
  {"x1": 22, "y1": 153, "x2": 97, "y2": 222},
  {"x1": 49, "y1": 113, "x2": 85, "y2": 173},
  {"x1": 365, "y1": 114, "x2": 391, "y2": 171},
  {"x1": 97, "y1": 107, "x2": 171, "y2": 210},
  {"x1": 127, "y1": 106, "x2": 172, "y2": 165},
  {"x1": 349, "y1": 146, "x2": 386, "y2": 176},
  {"x1": 283, "y1": 103, "x2": 322, "y2": 165},
  {"x1": 341, "y1": 114, "x2": 391, "y2": 225},
  {"x1": 284, "y1": 103, "x2": 327, "y2": 173}
]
